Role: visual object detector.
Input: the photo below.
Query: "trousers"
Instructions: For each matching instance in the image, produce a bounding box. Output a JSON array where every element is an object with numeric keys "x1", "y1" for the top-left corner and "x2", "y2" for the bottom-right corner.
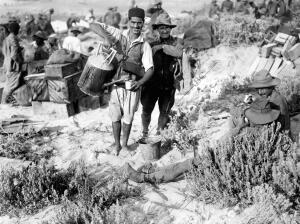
[
  {"x1": 141, "y1": 86, "x2": 175, "y2": 134},
  {"x1": 144, "y1": 158, "x2": 196, "y2": 183}
]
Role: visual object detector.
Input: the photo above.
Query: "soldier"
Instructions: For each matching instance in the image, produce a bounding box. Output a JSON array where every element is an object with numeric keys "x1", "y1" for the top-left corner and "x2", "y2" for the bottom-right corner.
[
  {"x1": 32, "y1": 31, "x2": 50, "y2": 60},
  {"x1": 90, "y1": 7, "x2": 154, "y2": 155},
  {"x1": 125, "y1": 98, "x2": 283, "y2": 184},
  {"x1": 24, "y1": 14, "x2": 37, "y2": 40},
  {"x1": 103, "y1": 7, "x2": 122, "y2": 28},
  {"x1": 221, "y1": 0, "x2": 234, "y2": 13},
  {"x1": 36, "y1": 11, "x2": 54, "y2": 36},
  {"x1": 62, "y1": 27, "x2": 82, "y2": 53},
  {"x1": 209, "y1": 0, "x2": 221, "y2": 18},
  {"x1": 1, "y1": 22, "x2": 24, "y2": 104},
  {"x1": 235, "y1": 0, "x2": 250, "y2": 14},
  {"x1": 248, "y1": 69, "x2": 290, "y2": 132},
  {"x1": 267, "y1": 0, "x2": 286, "y2": 18},
  {"x1": 140, "y1": 13, "x2": 183, "y2": 140}
]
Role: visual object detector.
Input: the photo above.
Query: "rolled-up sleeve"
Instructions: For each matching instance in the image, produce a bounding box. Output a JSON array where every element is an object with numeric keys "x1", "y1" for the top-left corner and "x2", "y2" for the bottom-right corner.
[{"x1": 142, "y1": 41, "x2": 154, "y2": 72}]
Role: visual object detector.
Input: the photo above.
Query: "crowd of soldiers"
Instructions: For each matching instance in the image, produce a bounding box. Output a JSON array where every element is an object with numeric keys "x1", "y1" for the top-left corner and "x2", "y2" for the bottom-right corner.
[{"x1": 209, "y1": 0, "x2": 292, "y2": 19}]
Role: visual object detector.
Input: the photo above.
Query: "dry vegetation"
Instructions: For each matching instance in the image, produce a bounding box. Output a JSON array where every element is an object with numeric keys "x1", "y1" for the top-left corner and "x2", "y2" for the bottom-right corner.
[
  {"x1": 186, "y1": 124, "x2": 300, "y2": 222},
  {"x1": 0, "y1": 129, "x2": 54, "y2": 161},
  {"x1": 0, "y1": 160, "x2": 142, "y2": 221}
]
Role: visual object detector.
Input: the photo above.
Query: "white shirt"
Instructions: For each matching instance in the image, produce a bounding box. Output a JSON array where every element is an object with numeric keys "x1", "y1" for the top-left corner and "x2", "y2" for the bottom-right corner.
[
  {"x1": 62, "y1": 36, "x2": 81, "y2": 53},
  {"x1": 96, "y1": 23, "x2": 153, "y2": 72}
]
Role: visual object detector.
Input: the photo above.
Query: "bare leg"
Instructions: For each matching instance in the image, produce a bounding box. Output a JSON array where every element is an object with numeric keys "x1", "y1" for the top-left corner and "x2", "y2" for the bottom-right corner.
[
  {"x1": 121, "y1": 122, "x2": 132, "y2": 151},
  {"x1": 112, "y1": 121, "x2": 122, "y2": 155}
]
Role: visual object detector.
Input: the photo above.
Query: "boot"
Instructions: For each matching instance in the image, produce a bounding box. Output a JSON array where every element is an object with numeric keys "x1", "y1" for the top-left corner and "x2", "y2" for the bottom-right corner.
[
  {"x1": 141, "y1": 111, "x2": 151, "y2": 142},
  {"x1": 157, "y1": 112, "x2": 169, "y2": 133},
  {"x1": 125, "y1": 162, "x2": 145, "y2": 183},
  {"x1": 112, "y1": 121, "x2": 122, "y2": 155},
  {"x1": 122, "y1": 122, "x2": 132, "y2": 150}
]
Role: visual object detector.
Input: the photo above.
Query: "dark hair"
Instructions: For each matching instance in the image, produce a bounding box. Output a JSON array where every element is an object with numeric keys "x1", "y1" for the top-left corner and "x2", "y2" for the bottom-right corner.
[{"x1": 8, "y1": 22, "x2": 20, "y2": 34}]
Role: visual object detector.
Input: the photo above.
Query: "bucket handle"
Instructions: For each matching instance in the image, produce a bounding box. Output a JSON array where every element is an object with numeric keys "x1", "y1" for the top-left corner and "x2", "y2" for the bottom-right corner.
[{"x1": 96, "y1": 43, "x2": 117, "y2": 65}]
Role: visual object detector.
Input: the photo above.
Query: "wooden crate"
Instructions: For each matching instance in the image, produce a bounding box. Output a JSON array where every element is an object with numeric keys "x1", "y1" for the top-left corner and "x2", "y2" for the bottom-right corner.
[
  {"x1": 32, "y1": 101, "x2": 77, "y2": 118},
  {"x1": 25, "y1": 73, "x2": 49, "y2": 101},
  {"x1": 45, "y1": 62, "x2": 82, "y2": 78},
  {"x1": 48, "y1": 71, "x2": 86, "y2": 103},
  {"x1": 24, "y1": 59, "x2": 48, "y2": 75},
  {"x1": 261, "y1": 43, "x2": 277, "y2": 58},
  {"x1": 287, "y1": 43, "x2": 300, "y2": 61},
  {"x1": 274, "y1": 32, "x2": 289, "y2": 44}
]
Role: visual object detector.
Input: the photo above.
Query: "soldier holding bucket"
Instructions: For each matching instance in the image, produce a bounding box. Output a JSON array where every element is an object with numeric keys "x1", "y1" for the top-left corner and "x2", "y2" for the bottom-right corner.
[{"x1": 89, "y1": 7, "x2": 154, "y2": 156}]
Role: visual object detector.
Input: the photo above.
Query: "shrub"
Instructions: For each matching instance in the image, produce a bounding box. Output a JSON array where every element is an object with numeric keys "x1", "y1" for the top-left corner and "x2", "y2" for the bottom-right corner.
[
  {"x1": 0, "y1": 129, "x2": 54, "y2": 161},
  {"x1": 0, "y1": 161, "x2": 65, "y2": 216},
  {"x1": 277, "y1": 77, "x2": 300, "y2": 113},
  {"x1": 214, "y1": 15, "x2": 274, "y2": 46},
  {"x1": 244, "y1": 184, "x2": 300, "y2": 224},
  {"x1": 186, "y1": 124, "x2": 300, "y2": 212},
  {"x1": 160, "y1": 107, "x2": 206, "y2": 155},
  {"x1": 0, "y1": 160, "x2": 141, "y2": 218},
  {"x1": 54, "y1": 172, "x2": 142, "y2": 224}
]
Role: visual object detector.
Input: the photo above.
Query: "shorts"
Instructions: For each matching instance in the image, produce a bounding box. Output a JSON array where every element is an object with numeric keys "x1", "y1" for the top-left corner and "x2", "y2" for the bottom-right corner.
[{"x1": 109, "y1": 86, "x2": 140, "y2": 124}]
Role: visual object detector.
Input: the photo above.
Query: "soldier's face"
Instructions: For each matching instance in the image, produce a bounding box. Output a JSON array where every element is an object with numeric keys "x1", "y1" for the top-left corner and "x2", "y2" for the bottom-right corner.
[
  {"x1": 155, "y1": 3, "x2": 162, "y2": 9},
  {"x1": 129, "y1": 17, "x2": 144, "y2": 35},
  {"x1": 257, "y1": 87, "x2": 273, "y2": 97},
  {"x1": 157, "y1": 25, "x2": 171, "y2": 39}
]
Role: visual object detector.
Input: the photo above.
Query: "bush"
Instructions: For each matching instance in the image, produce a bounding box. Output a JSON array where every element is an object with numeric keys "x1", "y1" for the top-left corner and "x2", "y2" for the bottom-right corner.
[
  {"x1": 160, "y1": 107, "x2": 205, "y2": 155},
  {"x1": 0, "y1": 161, "x2": 65, "y2": 216},
  {"x1": 244, "y1": 184, "x2": 300, "y2": 224},
  {"x1": 214, "y1": 15, "x2": 274, "y2": 46},
  {"x1": 0, "y1": 160, "x2": 141, "y2": 218},
  {"x1": 277, "y1": 77, "x2": 300, "y2": 114},
  {"x1": 54, "y1": 172, "x2": 142, "y2": 224},
  {"x1": 186, "y1": 124, "x2": 300, "y2": 212},
  {"x1": 0, "y1": 129, "x2": 54, "y2": 161}
]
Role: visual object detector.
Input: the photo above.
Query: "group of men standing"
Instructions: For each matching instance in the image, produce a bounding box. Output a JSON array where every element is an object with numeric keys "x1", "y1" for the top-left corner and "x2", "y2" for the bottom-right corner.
[
  {"x1": 92, "y1": 3, "x2": 182, "y2": 156},
  {"x1": 209, "y1": 0, "x2": 291, "y2": 19}
]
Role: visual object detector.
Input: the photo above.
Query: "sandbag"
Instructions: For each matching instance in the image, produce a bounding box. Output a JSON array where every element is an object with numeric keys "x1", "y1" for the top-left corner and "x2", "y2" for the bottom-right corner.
[
  {"x1": 46, "y1": 49, "x2": 82, "y2": 65},
  {"x1": 183, "y1": 20, "x2": 217, "y2": 50}
]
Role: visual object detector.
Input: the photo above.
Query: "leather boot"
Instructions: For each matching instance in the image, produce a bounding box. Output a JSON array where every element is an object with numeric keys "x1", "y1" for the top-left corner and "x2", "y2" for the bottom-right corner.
[
  {"x1": 125, "y1": 162, "x2": 145, "y2": 183},
  {"x1": 112, "y1": 121, "x2": 122, "y2": 155},
  {"x1": 141, "y1": 111, "x2": 151, "y2": 137},
  {"x1": 157, "y1": 112, "x2": 169, "y2": 133},
  {"x1": 122, "y1": 122, "x2": 132, "y2": 150}
]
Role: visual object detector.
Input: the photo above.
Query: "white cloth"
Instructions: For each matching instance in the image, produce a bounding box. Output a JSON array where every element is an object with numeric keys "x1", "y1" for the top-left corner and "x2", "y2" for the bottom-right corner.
[
  {"x1": 62, "y1": 36, "x2": 81, "y2": 53},
  {"x1": 97, "y1": 23, "x2": 154, "y2": 71}
]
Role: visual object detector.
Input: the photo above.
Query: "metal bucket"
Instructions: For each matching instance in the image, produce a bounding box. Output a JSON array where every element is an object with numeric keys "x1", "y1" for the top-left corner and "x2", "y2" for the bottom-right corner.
[
  {"x1": 77, "y1": 54, "x2": 115, "y2": 97},
  {"x1": 139, "y1": 136, "x2": 162, "y2": 161}
]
